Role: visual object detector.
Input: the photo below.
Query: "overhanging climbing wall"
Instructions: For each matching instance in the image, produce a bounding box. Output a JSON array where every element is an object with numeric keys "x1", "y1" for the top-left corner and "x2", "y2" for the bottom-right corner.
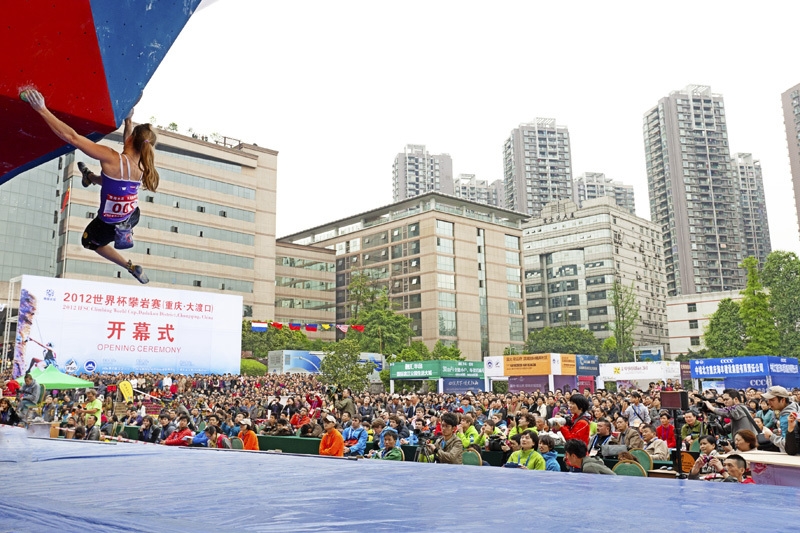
[{"x1": 0, "y1": 0, "x2": 203, "y2": 186}]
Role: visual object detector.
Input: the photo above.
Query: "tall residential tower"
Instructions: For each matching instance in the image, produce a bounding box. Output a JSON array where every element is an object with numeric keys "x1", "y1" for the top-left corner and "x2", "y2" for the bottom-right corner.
[
  {"x1": 574, "y1": 172, "x2": 636, "y2": 214},
  {"x1": 392, "y1": 145, "x2": 453, "y2": 202},
  {"x1": 643, "y1": 85, "x2": 745, "y2": 296},
  {"x1": 504, "y1": 119, "x2": 573, "y2": 217},
  {"x1": 732, "y1": 153, "x2": 771, "y2": 264}
]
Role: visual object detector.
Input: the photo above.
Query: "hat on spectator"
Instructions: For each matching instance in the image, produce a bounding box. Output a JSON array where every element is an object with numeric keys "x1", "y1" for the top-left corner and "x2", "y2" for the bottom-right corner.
[
  {"x1": 392, "y1": 393, "x2": 400, "y2": 399},
  {"x1": 324, "y1": 414, "x2": 336, "y2": 423},
  {"x1": 240, "y1": 418, "x2": 252, "y2": 427},
  {"x1": 762, "y1": 386, "x2": 792, "y2": 400}
]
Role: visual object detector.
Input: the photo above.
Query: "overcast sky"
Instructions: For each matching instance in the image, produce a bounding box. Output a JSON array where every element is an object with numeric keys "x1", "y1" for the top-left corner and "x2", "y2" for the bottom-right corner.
[{"x1": 136, "y1": 0, "x2": 800, "y2": 252}]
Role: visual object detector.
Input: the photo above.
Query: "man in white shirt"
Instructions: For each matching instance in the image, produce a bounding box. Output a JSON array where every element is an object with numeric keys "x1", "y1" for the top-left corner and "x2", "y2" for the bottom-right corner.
[{"x1": 624, "y1": 392, "x2": 651, "y2": 428}]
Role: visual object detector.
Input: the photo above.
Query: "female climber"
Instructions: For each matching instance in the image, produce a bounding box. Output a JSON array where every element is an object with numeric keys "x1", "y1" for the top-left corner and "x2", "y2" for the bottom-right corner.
[{"x1": 24, "y1": 89, "x2": 158, "y2": 283}]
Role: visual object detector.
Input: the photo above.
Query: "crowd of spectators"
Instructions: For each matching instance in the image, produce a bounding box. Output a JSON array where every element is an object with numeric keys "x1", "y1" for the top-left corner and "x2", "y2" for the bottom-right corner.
[{"x1": 2, "y1": 370, "x2": 799, "y2": 481}]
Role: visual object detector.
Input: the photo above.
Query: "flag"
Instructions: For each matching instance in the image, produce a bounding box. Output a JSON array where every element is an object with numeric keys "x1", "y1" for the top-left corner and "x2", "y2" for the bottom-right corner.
[
  {"x1": 271, "y1": 322, "x2": 283, "y2": 330},
  {"x1": 351, "y1": 324, "x2": 365, "y2": 332},
  {"x1": 321, "y1": 324, "x2": 332, "y2": 331},
  {"x1": 60, "y1": 186, "x2": 70, "y2": 212},
  {"x1": 336, "y1": 324, "x2": 349, "y2": 333},
  {"x1": 289, "y1": 323, "x2": 301, "y2": 331},
  {"x1": 251, "y1": 322, "x2": 269, "y2": 332},
  {"x1": 305, "y1": 324, "x2": 318, "y2": 332}
]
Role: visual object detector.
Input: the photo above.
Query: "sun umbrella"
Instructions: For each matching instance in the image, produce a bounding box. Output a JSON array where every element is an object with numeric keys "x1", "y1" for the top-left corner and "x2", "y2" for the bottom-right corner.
[{"x1": 16, "y1": 364, "x2": 94, "y2": 389}]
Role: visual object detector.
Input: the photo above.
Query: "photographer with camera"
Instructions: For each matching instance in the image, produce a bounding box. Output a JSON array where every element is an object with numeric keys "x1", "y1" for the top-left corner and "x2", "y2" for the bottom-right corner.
[
  {"x1": 760, "y1": 386, "x2": 800, "y2": 453},
  {"x1": 703, "y1": 388, "x2": 758, "y2": 438},
  {"x1": 550, "y1": 394, "x2": 592, "y2": 445},
  {"x1": 688, "y1": 435, "x2": 722, "y2": 480},
  {"x1": 334, "y1": 388, "x2": 356, "y2": 419},
  {"x1": 425, "y1": 412, "x2": 463, "y2": 464}
]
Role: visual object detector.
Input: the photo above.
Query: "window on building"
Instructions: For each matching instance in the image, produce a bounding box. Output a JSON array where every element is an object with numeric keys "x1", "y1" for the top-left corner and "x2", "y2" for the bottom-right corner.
[
  {"x1": 690, "y1": 336, "x2": 701, "y2": 346},
  {"x1": 689, "y1": 319, "x2": 699, "y2": 329},
  {"x1": 438, "y1": 292, "x2": 456, "y2": 308},
  {"x1": 436, "y1": 220, "x2": 454, "y2": 237},
  {"x1": 508, "y1": 301, "x2": 522, "y2": 315},
  {"x1": 437, "y1": 255, "x2": 455, "y2": 272},
  {"x1": 437, "y1": 274, "x2": 455, "y2": 290},
  {"x1": 439, "y1": 310, "x2": 457, "y2": 337},
  {"x1": 437, "y1": 237, "x2": 454, "y2": 254},
  {"x1": 505, "y1": 235, "x2": 520, "y2": 250},
  {"x1": 687, "y1": 303, "x2": 697, "y2": 313},
  {"x1": 509, "y1": 317, "x2": 524, "y2": 342},
  {"x1": 507, "y1": 284, "x2": 521, "y2": 298}
]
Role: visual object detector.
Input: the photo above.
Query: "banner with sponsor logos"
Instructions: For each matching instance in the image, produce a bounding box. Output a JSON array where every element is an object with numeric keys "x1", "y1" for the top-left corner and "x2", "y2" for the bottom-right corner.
[
  {"x1": 599, "y1": 361, "x2": 681, "y2": 382},
  {"x1": 504, "y1": 354, "x2": 551, "y2": 376},
  {"x1": 442, "y1": 378, "x2": 485, "y2": 394},
  {"x1": 690, "y1": 356, "x2": 799, "y2": 379},
  {"x1": 483, "y1": 356, "x2": 505, "y2": 377},
  {"x1": 13, "y1": 275, "x2": 242, "y2": 377}
]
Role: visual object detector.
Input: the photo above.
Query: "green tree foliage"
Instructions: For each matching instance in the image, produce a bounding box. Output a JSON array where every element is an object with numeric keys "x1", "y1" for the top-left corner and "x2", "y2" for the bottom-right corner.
[
  {"x1": 703, "y1": 298, "x2": 745, "y2": 357},
  {"x1": 349, "y1": 291, "x2": 413, "y2": 356},
  {"x1": 319, "y1": 338, "x2": 375, "y2": 393},
  {"x1": 379, "y1": 341, "x2": 430, "y2": 389},
  {"x1": 600, "y1": 336, "x2": 617, "y2": 363},
  {"x1": 347, "y1": 270, "x2": 380, "y2": 322},
  {"x1": 240, "y1": 358, "x2": 267, "y2": 376},
  {"x1": 761, "y1": 251, "x2": 800, "y2": 357},
  {"x1": 241, "y1": 320, "x2": 310, "y2": 358},
  {"x1": 609, "y1": 278, "x2": 639, "y2": 362},
  {"x1": 524, "y1": 325, "x2": 602, "y2": 355},
  {"x1": 739, "y1": 257, "x2": 779, "y2": 355},
  {"x1": 431, "y1": 340, "x2": 462, "y2": 360},
  {"x1": 492, "y1": 381, "x2": 509, "y2": 394},
  {"x1": 503, "y1": 345, "x2": 520, "y2": 355}
]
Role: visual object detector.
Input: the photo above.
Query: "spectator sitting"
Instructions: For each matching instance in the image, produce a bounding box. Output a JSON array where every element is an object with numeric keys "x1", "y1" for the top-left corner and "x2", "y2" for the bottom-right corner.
[
  {"x1": 84, "y1": 415, "x2": 101, "y2": 441},
  {"x1": 538, "y1": 434, "x2": 561, "y2": 472},
  {"x1": 640, "y1": 423, "x2": 669, "y2": 461},
  {"x1": 564, "y1": 438, "x2": 615, "y2": 475},
  {"x1": 163, "y1": 415, "x2": 193, "y2": 446},
  {"x1": 456, "y1": 413, "x2": 480, "y2": 448},
  {"x1": 371, "y1": 419, "x2": 386, "y2": 448},
  {"x1": 721, "y1": 453, "x2": 755, "y2": 483},
  {"x1": 237, "y1": 418, "x2": 259, "y2": 450},
  {"x1": 299, "y1": 423, "x2": 322, "y2": 438},
  {"x1": 656, "y1": 412, "x2": 677, "y2": 449},
  {"x1": 259, "y1": 414, "x2": 278, "y2": 435},
  {"x1": 138, "y1": 416, "x2": 159, "y2": 443},
  {"x1": 720, "y1": 429, "x2": 758, "y2": 454},
  {"x1": 370, "y1": 428, "x2": 403, "y2": 461},
  {"x1": 0, "y1": 398, "x2": 22, "y2": 426},
  {"x1": 615, "y1": 416, "x2": 644, "y2": 450},
  {"x1": 157, "y1": 414, "x2": 176, "y2": 443},
  {"x1": 508, "y1": 413, "x2": 537, "y2": 439},
  {"x1": 319, "y1": 414, "x2": 344, "y2": 457},
  {"x1": 290, "y1": 407, "x2": 311, "y2": 430},
  {"x1": 688, "y1": 435, "x2": 721, "y2": 480},
  {"x1": 504, "y1": 430, "x2": 545, "y2": 470},
  {"x1": 342, "y1": 415, "x2": 367, "y2": 457}
]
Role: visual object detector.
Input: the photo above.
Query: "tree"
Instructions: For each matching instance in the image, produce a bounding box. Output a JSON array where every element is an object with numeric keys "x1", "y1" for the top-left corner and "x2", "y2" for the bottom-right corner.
[
  {"x1": 431, "y1": 340, "x2": 462, "y2": 360},
  {"x1": 503, "y1": 345, "x2": 520, "y2": 355},
  {"x1": 349, "y1": 291, "x2": 413, "y2": 356},
  {"x1": 348, "y1": 270, "x2": 380, "y2": 322},
  {"x1": 703, "y1": 298, "x2": 745, "y2": 357},
  {"x1": 739, "y1": 257, "x2": 779, "y2": 355},
  {"x1": 319, "y1": 338, "x2": 375, "y2": 393},
  {"x1": 240, "y1": 358, "x2": 267, "y2": 376},
  {"x1": 241, "y1": 320, "x2": 310, "y2": 358},
  {"x1": 525, "y1": 325, "x2": 602, "y2": 355},
  {"x1": 762, "y1": 251, "x2": 800, "y2": 357},
  {"x1": 609, "y1": 278, "x2": 639, "y2": 362},
  {"x1": 167, "y1": 122, "x2": 179, "y2": 132},
  {"x1": 600, "y1": 336, "x2": 617, "y2": 363},
  {"x1": 379, "y1": 341, "x2": 430, "y2": 390}
]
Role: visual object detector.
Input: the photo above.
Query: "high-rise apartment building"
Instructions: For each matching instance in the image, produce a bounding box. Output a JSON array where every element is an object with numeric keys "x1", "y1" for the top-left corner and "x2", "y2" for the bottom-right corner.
[
  {"x1": 278, "y1": 192, "x2": 528, "y2": 359},
  {"x1": 781, "y1": 83, "x2": 800, "y2": 239},
  {"x1": 392, "y1": 145, "x2": 453, "y2": 202},
  {"x1": 643, "y1": 85, "x2": 745, "y2": 296},
  {"x1": 522, "y1": 198, "x2": 669, "y2": 349},
  {"x1": 732, "y1": 153, "x2": 771, "y2": 264},
  {"x1": 574, "y1": 172, "x2": 636, "y2": 214},
  {"x1": 504, "y1": 118, "x2": 573, "y2": 217},
  {"x1": 453, "y1": 174, "x2": 505, "y2": 208},
  {"x1": 58, "y1": 127, "x2": 277, "y2": 319}
]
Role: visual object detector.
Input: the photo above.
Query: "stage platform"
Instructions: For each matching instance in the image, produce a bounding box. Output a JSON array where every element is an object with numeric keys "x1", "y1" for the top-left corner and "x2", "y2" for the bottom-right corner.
[{"x1": 1, "y1": 426, "x2": 798, "y2": 533}]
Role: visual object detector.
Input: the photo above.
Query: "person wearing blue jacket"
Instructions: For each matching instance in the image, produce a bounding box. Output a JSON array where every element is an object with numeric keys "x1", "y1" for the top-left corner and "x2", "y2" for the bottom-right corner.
[
  {"x1": 538, "y1": 434, "x2": 561, "y2": 472},
  {"x1": 342, "y1": 415, "x2": 368, "y2": 456}
]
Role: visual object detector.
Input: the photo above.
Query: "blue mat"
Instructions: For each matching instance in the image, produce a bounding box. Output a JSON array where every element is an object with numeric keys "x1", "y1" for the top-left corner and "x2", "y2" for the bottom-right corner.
[{"x1": 1, "y1": 427, "x2": 798, "y2": 533}]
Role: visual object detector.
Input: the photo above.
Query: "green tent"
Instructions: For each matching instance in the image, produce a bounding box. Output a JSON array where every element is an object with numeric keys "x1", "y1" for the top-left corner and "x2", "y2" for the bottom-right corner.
[{"x1": 16, "y1": 364, "x2": 95, "y2": 389}]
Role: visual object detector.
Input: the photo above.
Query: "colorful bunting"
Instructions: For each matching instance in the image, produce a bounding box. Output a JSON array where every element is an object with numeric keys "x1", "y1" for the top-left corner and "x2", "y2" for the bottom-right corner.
[
  {"x1": 289, "y1": 323, "x2": 301, "y2": 331},
  {"x1": 351, "y1": 324, "x2": 365, "y2": 332},
  {"x1": 272, "y1": 322, "x2": 283, "y2": 330},
  {"x1": 320, "y1": 324, "x2": 331, "y2": 331},
  {"x1": 336, "y1": 324, "x2": 350, "y2": 333},
  {"x1": 251, "y1": 321, "x2": 364, "y2": 333},
  {"x1": 250, "y1": 322, "x2": 269, "y2": 332},
  {"x1": 305, "y1": 324, "x2": 318, "y2": 332}
]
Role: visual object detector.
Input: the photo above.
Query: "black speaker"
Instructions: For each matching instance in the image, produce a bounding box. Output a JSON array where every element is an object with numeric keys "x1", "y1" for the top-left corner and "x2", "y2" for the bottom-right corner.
[{"x1": 661, "y1": 391, "x2": 689, "y2": 410}]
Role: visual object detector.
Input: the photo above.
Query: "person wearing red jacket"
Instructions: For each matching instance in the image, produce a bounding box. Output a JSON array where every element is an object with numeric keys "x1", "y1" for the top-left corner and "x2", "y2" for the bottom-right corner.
[
  {"x1": 553, "y1": 394, "x2": 591, "y2": 445},
  {"x1": 290, "y1": 407, "x2": 312, "y2": 429},
  {"x1": 656, "y1": 412, "x2": 677, "y2": 448},
  {"x1": 163, "y1": 415, "x2": 193, "y2": 446}
]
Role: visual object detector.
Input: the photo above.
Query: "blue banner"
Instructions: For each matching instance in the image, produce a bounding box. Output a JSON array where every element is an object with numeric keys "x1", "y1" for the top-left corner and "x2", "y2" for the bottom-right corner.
[
  {"x1": 442, "y1": 378, "x2": 484, "y2": 394},
  {"x1": 767, "y1": 357, "x2": 800, "y2": 375},
  {"x1": 691, "y1": 356, "x2": 768, "y2": 378},
  {"x1": 724, "y1": 376, "x2": 769, "y2": 392},
  {"x1": 576, "y1": 354, "x2": 599, "y2": 376}
]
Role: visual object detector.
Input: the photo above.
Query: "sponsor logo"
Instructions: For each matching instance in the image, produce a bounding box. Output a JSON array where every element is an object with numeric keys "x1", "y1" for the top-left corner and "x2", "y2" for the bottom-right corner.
[
  {"x1": 64, "y1": 359, "x2": 78, "y2": 374},
  {"x1": 84, "y1": 360, "x2": 96, "y2": 373},
  {"x1": 749, "y1": 379, "x2": 767, "y2": 387},
  {"x1": 720, "y1": 359, "x2": 734, "y2": 364},
  {"x1": 44, "y1": 289, "x2": 56, "y2": 302},
  {"x1": 487, "y1": 360, "x2": 494, "y2": 369}
]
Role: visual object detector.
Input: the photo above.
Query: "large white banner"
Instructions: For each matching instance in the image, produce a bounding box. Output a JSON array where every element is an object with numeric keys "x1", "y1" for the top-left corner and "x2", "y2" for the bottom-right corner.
[
  {"x1": 13, "y1": 275, "x2": 242, "y2": 377},
  {"x1": 599, "y1": 361, "x2": 682, "y2": 382}
]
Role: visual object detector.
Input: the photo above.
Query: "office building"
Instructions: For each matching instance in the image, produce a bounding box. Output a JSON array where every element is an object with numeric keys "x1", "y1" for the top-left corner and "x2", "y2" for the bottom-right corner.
[
  {"x1": 504, "y1": 118, "x2": 573, "y2": 217},
  {"x1": 781, "y1": 83, "x2": 800, "y2": 240},
  {"x1": 732, "y1": 153, "x2": 771, "y2": 264},
  {"x1": 278, "y1": 192, "x2": 528, "y2": 360},
  {"x1": 522, "y1": 197, "x2": 669, "y2": 349},
  {"x1": 392, "y1": 145, "x2": 453, "y2": 202},
  {"x1": 666, "y1": 289, "x2": 742, "y2": 359},
  {"x1": 574, "y1": 172, "x2": 636, "y2": 214},
  {"x1": 643, "y1": 85, "x2": 745, "y2": 296},
  {"x1": 453, "y1": 174, "x2": 505, "y2": 208},
  {"x1": 58, "y1": 127, "x2": 277, "y2": 319},
  {"x1": 274, "y1": 242, "x2": 336, "y2": 341}
]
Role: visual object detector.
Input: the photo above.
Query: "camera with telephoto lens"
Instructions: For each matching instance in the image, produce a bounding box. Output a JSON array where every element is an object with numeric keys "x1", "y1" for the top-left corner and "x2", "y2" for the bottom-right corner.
[
  {"x1": 487, "y1": 434, "x2": 505, "y2": 452},
  {"x1": 414, "y1": 428, "x2": 433, "y2": 445},
  {"x1": 547, "y1": 417, "x2": 567, "y2": 428}
]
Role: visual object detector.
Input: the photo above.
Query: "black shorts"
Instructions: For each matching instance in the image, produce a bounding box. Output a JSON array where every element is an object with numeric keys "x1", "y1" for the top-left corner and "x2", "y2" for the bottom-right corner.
[{"x1": 82, "y1": 208, "x2": 140, "y2": 250}]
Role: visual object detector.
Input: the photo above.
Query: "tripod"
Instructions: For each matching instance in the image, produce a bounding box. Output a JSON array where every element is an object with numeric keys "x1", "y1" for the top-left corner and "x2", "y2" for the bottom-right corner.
[{"x1": 413, "y1": 439, "x2": 436, "y2": 463}]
